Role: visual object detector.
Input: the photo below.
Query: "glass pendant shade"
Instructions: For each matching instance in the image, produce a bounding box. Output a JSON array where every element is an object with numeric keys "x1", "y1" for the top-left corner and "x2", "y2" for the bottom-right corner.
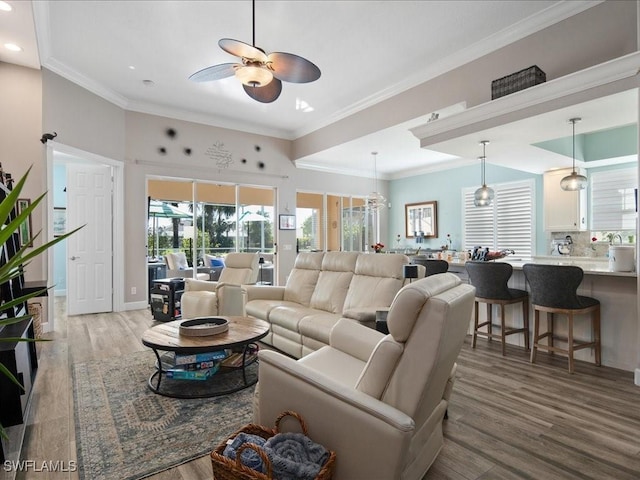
[
  {"x1": 366, "y1": 152, "x2": 386, "y2": 211},
  {"x1": 560, "y1": 171, "x2": 588, "y2": 191},
  {"x1": 235, "y1": 65, "x2": 273, "y2": 87},
  {"x1": 473, "y1": 185, "x2": 495, "y2": 207},
  {"x1": 560, "y1": 117, "x2": 587, "y2": 191}
]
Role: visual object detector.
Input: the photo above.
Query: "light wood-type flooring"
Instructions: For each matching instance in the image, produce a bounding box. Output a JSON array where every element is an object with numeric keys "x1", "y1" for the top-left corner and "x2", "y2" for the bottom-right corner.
[{"x1": 14, "y1": 299, "x2": 640, "y2": 480}]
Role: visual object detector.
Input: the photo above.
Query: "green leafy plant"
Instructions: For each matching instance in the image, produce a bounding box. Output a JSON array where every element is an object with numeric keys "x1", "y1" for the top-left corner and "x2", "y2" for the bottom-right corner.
[{"x1": 0, "y1": 166, "x2": 82, "y2": 439}]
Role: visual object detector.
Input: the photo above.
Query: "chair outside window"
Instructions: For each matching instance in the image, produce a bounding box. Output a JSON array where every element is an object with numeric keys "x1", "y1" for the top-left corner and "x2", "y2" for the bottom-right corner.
[
  {"x1": 164, "y1": 251, "x2": 209, "y2": 280},
  {"x1": 465, "y1": 261, "x2": 529, "y2": 356},
  {"x1": 522, "y1": 264, "x2": 600, "y2": 374}
]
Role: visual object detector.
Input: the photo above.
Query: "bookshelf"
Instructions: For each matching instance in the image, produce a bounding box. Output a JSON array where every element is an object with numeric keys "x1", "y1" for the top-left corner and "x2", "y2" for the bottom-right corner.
[{"x1": 0, "y1": 166, "x2": 39, "y2": 468}]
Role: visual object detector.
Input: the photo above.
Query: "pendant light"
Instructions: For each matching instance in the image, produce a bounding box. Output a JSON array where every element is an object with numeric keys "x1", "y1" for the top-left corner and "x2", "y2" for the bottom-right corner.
[
  {"x1": 366, "y1": 152, "x2": 386, "y2": 211},
  {"x1": 560, "y1": 117, "x2": 587, "y2": 191},
  {"x1": 474, "y1": 141, "x2": 494, "y2": 207}
]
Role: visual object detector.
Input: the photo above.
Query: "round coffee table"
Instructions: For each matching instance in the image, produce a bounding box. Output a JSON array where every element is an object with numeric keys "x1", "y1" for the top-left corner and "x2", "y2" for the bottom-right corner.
[{"x1": 141, "y1": 316, "x2": 269, "y2": 398}]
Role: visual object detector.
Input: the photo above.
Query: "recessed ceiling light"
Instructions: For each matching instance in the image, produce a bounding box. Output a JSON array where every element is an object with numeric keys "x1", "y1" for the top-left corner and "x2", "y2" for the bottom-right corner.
[
  {"x1": 4, "y1": 43, "x2": 22, "y2": 52},
  {"x1": 0, "y1": 2, "x2": 12, "y2": 12},
  {"x1": 128, "y1": 65, "x2": 135, "y2": 70}
]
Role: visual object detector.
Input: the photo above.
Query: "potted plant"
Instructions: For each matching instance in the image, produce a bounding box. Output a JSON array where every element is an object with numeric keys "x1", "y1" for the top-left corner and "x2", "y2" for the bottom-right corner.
[{"x1": 0, "y1": 167, "x2": 81, "y2": 439}]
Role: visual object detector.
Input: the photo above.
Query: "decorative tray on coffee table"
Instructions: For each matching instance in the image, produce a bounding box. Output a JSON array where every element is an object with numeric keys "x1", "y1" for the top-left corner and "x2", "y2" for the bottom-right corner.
[{"x1": 179, "y1": 317, "x2": 229, "y2": 337}]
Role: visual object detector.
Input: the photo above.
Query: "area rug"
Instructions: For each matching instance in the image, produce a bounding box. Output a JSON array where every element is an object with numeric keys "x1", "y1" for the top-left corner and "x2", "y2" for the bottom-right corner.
[{"x1": 72, "y1": 350, "x2": 255, "y2": 480}]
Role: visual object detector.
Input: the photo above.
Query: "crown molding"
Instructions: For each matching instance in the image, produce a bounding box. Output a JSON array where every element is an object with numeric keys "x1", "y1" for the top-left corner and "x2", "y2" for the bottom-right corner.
[{"x1": 291, "y1": 0, "x2": 604, "y2": 139}]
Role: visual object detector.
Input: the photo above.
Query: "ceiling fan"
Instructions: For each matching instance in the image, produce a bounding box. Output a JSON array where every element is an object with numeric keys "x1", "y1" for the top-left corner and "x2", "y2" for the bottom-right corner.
[{"x1": 189, "y1": 0, "x2": 321, "y2": 103}]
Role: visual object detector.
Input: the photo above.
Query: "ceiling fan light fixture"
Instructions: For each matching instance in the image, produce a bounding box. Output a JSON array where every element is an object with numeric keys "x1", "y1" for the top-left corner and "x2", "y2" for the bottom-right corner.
[
  {"x1": 235, "y1": 64, "x2": 273, "y2": 87},
  {"x1": 560, "y1": 117, "x2": 587, "y2": 191}
]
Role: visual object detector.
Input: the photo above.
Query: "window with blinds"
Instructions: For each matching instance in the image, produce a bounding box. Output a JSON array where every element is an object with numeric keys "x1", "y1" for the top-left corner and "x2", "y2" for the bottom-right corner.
[
  {"x1": 462, "y1": 179, "x2": 535, "y2": 259},
  {"x1": 590, "y1": 167, "x2": 637, "y2": 231}
]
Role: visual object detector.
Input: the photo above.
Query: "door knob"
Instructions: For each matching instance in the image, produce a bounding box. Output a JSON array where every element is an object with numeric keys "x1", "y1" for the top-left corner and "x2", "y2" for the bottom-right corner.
[{"x1": 70, "y1": 256, "x2": 80, "y2": 260}]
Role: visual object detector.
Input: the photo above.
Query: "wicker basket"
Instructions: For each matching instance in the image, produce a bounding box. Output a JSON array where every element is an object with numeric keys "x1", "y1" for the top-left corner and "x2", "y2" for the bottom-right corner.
[
  {"x1": 491, "y1": 65, "x2": 546, "y2": 99},
  {"x1": 210, "y1": 411, "x2": 336, "y2": 480}
]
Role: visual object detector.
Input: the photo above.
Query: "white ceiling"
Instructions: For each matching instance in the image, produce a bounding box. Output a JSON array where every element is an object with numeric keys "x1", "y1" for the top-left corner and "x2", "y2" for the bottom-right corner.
[{"x1": 2, "y1": 0, "x2": 634, "y2": 178}]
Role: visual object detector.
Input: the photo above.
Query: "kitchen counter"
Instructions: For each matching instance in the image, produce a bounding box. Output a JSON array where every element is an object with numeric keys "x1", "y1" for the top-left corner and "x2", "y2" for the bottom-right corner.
[
  {"x1": 446, "y1": 255, "x2": 636, "y2": 277},
  {"x1": 446, "y1": 254, "x2": 638, "y2": 374}
]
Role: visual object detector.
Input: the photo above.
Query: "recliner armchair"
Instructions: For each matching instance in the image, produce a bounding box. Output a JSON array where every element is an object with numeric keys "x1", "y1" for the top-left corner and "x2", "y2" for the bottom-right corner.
[
  {"x1": 254, "y1": 273, "x2": 475, "y2": 480},
  {"x1": 181, "y1": 252, "x2": 260, "y2": 319}
]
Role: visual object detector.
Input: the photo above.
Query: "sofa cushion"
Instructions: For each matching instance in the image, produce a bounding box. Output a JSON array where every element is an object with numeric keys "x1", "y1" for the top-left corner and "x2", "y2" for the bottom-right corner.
[
  {"x1": 246, "y1": 299, "x2": 285, "y2": 320},
  {"x1": 282, "y1": 252, "x2": 324, "y2": 306},
  {"x1": 308, "y1": 251, "x2": 358, "y2": 314},
  {"x1": 342, "y1": 254, "x2": 408, "y2": 317},
  {"x1": 299, "y1": 346, "x2": 367, "y2": 387},
  {"x1": 269, "y1": 304, "x2": 318, "y2": 332},
  {"x1": 309, "y1": 271, "x2": 354, "y2": 313},
  {"x1": 298, "y1": 312, "x2": 342, "y2": 345}
]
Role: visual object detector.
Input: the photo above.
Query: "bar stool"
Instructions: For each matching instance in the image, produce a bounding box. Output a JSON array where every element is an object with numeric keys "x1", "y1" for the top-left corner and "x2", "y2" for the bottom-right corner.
[
  {"x1": 465, "y1": 261, "x2": 529, "y2": 355},
  {"x1": 522, "y1": 264, "x2": 600, "y2": 374}
]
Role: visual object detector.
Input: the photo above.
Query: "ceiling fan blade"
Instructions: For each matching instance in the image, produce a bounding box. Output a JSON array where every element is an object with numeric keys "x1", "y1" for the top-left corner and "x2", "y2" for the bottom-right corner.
[
  {"x1": 267, "y1": 52, "x2": 321, "y2": 83},
  {"x1": 219, "y1": 38, "x2": 267, "y2": 62},
  {"x1": 243, "y1": 78, "x2": 282, "y2": 103},
  {"x1": 189, "y1": 63, "x2": 238, "y2": 82}
]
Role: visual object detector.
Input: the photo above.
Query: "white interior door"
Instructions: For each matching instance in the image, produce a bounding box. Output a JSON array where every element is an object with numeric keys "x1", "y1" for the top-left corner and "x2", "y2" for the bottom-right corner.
[{"x1": 67, "y1": 163, "x2": 113, "y2": 315}]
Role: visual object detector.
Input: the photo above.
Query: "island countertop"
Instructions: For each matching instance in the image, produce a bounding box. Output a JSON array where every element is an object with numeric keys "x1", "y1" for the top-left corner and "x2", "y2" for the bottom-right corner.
[
  {"x1": 447, "y1": 255, "x2": 636, "y2": 277},
  {"x1": 445, "y1": 254, "x2": 638, "y2": 374}
]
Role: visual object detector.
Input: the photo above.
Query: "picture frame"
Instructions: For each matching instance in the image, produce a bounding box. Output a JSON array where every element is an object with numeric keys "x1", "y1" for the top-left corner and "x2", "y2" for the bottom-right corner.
[
  {"x1": 17, "y1": 198, "x2": 33, "y2": 247},
  {"x1": 279, "y1": 214, "x2": 296, "y2": 230},
  {"x1": 53, "y1": 207, "x2": 66, "y2": 237},
  {"x1": 405, "y1": 201, "x2": 438, "y2": 238}
]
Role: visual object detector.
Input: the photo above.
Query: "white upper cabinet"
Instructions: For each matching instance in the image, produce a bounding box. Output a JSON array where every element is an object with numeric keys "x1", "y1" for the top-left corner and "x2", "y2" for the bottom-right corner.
[{"x1": 543, "y1": 168, "x2": 587, "y2": 232}]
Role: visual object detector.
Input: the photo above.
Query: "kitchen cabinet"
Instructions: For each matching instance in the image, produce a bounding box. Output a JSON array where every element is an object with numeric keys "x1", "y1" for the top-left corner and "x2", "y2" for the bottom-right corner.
[{"x1": 543, "y1": 168, "x2": 587, "y2": 231}]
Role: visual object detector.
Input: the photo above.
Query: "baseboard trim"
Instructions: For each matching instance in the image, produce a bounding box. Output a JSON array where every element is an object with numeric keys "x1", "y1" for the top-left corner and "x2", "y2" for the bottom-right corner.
[
  {"x1": 635, "y1": 368, "x2": 640, "y2": 387},
  {"x1": 125, "y1": 301, "x2": 149, "y2": 311}
]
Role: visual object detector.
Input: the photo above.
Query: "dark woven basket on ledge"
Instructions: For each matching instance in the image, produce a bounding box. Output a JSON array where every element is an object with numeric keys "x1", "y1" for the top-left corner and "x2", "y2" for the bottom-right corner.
[
  {"x1": 210, "y1": 410, "x2": 336, "y2": 480},
  {"x1": 491, "y1": 65, "x2": 546, "y2": 99}
]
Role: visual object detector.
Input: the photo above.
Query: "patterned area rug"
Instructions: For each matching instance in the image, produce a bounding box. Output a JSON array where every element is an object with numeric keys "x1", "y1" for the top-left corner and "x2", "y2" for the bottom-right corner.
[{"x1": 72, "y1": 350, "x2": 254, "y2": 480}]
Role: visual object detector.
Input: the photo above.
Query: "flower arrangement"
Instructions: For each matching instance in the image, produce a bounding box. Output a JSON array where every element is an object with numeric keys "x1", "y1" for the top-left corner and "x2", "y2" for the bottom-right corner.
[
  {"x1": 591, "y1": 236, "x2": 598, "y2": 251},
  {"x1": 447, "y1": 233, "x2": 452, "y2": 250},
  {"x1": 371, "y1": 242, "x2": 384, "y2": 253}
]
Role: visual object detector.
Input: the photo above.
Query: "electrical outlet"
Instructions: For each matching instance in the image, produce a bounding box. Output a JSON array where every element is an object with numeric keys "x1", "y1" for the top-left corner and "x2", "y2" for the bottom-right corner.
[{"x1": 131, "y1": 287, "x2": 136, "y2": 295}]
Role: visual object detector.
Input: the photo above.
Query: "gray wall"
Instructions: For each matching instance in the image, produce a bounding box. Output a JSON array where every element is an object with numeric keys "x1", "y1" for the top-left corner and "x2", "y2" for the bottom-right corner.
[{"x1": 0, "y1": 62, "x2": 44, "y2": 280}]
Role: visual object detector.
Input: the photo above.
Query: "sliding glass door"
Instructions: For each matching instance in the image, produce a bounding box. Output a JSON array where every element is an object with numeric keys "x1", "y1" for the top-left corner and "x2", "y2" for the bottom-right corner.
[{"x1": 148, "y1": 178, "x2": 275, "y2": 265}]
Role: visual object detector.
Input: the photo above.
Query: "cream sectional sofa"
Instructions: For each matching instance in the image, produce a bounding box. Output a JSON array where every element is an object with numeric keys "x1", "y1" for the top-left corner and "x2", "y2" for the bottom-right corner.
[{"x1": 244, "y1": 251, "x2": 420, "y2": 358}]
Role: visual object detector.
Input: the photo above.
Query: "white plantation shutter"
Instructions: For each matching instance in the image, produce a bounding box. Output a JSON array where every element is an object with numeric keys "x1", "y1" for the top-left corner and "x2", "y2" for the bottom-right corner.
[
  {"x1": 463, "y1": 180, "x2": 534, "y2": 258},
  {"x1": 590, "y1": 168, "x2": 637, "y2": 231}
]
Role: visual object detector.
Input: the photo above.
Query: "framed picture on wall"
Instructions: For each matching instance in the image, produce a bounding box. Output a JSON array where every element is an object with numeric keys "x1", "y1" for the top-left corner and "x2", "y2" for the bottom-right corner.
[
  {"x1": 405, "y1": 201, "x2": 438, "y2": 238},
  {"x1": 279, "y1": 214, "x2": 296, "y2": 230},
  {"x1": 17, "y1": 198, "x2": 33, "y2": 247},
  {"x1": 53, "y1": 207, "x2": 66, "y2": 237}
]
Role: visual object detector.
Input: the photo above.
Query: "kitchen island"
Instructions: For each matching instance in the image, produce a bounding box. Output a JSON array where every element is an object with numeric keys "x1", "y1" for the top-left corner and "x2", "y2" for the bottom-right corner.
[{"x1": 447, "y1": 256, "x2": 637, "y2": 375}]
